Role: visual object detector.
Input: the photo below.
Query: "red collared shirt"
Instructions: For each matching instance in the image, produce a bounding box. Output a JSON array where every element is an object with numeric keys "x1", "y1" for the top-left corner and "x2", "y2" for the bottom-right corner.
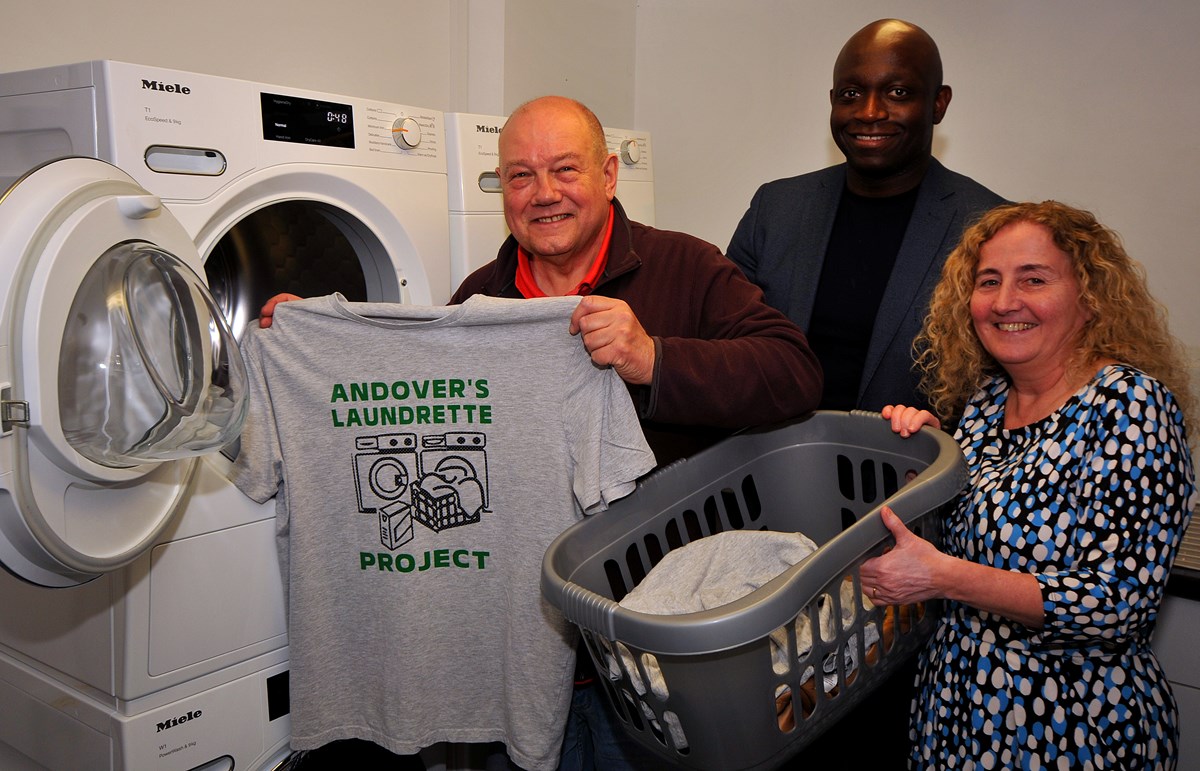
[{"x1": 514, "y1": 204, "x2": 615, "y2": 298}]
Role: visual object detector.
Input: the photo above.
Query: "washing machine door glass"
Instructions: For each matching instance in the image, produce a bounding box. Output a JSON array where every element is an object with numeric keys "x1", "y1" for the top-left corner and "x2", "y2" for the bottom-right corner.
[{"x1": 59, "y1": 241, "x2": 248, "y2": 466}]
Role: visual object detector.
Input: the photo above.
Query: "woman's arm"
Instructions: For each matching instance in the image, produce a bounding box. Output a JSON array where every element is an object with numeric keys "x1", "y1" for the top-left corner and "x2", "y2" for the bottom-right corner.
[
  {"x1": 859, "y1": 507, "x2": 1045, "y2": 628},
  {"x1": 867, "y1": 404, "x2": 1045, "y2": 627}
]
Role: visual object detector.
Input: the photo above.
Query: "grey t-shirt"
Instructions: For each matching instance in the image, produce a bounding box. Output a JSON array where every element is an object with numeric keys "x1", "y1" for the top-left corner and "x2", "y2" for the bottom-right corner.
[{"x1": 232, "y1": 294, "x2": 656, "y2": 770}]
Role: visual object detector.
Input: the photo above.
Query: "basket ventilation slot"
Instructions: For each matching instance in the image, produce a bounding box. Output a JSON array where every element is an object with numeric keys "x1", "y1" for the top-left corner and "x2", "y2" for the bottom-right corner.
[
  {"x1": 834, "y1": 454, "x2": 907, "y2": 531},
  {"x1": 602, "y1": 474, "x2": 763, "y2": 600}
]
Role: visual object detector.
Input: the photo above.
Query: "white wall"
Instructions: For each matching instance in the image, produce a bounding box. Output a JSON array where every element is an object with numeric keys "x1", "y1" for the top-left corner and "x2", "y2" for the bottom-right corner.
[
  {"x1": 634, "y1": 0, "x2": 1200, "y2": 365},
  {"x1": 0, "y1": 0, "x2": 637, "y2": 119},
  {"x1": 503, "y1": 0, "x2": 637, "y2": 121},
  {"x1": 0, "y1": 0, "x2": 457, "y2": 108}
]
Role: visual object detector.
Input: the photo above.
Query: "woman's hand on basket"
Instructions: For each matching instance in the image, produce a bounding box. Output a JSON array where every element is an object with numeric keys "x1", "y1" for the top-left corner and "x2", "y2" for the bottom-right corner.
[
  {"x1": 863, "y1": 508, "x2": 1047, "y2": 627},
  {"x1": 881, "y1": 404, "x2": 940, "y2": 438},
  {"x1": 859, "y1": 506, "x2": 948, "y2": 606}
]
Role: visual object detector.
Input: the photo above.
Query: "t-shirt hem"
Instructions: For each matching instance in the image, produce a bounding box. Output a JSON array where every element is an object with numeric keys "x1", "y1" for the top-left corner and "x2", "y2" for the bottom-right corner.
[{"x1": 291, "y1": 726, "x2": 559, "y2": 771}]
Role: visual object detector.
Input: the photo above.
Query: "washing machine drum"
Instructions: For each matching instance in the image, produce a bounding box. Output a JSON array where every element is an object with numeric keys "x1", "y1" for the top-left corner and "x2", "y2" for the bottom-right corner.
[{"x1": 0, "y1": 157, "x2": 247, "y2": 586}]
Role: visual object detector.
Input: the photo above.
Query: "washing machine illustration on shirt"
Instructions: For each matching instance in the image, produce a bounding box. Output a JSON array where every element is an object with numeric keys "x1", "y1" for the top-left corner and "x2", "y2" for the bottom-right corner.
[
  {"x1": 354, "y1": 432, "x2": 420, "y2": 549},
  {"x1": 413, "y1": 431, "x2": 490, "y2": 532}
]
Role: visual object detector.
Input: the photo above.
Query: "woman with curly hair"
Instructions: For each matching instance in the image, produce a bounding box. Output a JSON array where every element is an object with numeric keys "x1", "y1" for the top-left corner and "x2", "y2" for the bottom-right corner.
[{"x1": 859, "y1": 200, "x2": 1195, "y2": 769}]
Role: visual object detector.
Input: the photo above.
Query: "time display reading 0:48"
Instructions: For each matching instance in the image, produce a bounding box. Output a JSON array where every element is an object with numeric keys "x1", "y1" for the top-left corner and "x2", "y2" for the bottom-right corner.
[{"x1": 261, "y1": 92, "x2": 354, "y2": 147}]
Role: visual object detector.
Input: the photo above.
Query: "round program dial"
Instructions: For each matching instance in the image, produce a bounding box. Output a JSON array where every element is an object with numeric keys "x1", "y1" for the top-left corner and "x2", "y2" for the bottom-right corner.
[
  {"x1": 619, "y1": 139, "x2": 641, "y2": 166},
  {"x1": 392, "y1": 117, "x2": 422, "y2": 149}
]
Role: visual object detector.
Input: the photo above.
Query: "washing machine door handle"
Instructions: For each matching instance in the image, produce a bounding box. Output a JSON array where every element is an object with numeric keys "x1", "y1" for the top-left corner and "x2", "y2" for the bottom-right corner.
[{"x1": 117, "y1": 193, "x2": 163, "y2": 219}]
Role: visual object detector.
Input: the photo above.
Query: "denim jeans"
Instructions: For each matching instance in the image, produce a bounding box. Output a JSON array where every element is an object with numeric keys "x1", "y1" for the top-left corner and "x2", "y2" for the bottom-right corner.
[{"x1": 557, "y1": 683, "x2": 661, "y2": 771}]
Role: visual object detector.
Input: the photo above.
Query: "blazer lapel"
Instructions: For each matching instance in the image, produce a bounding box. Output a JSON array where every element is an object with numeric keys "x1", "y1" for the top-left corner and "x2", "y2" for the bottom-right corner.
[
  {"x1": 858, "y1": 160, "x2": 956, "y2": 396},
  {"x1": 787, "y1": 165, "x2": 845, "y2": 330}
]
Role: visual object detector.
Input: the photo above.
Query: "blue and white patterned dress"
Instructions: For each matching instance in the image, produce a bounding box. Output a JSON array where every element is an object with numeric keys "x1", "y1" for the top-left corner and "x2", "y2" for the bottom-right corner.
[{"x1": 911, "y1": 364, "x2": 1196, "y2": 770}]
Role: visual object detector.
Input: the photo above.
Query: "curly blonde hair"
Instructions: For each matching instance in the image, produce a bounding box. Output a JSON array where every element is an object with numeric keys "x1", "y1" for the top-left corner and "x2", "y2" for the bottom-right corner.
[{"x1": 916, "y1": 201, "x2": 1194, "y2": 425}]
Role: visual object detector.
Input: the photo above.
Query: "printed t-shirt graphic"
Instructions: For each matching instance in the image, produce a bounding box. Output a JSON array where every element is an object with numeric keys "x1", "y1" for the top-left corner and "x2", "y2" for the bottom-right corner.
[{"x1": 231, "y1": 294, "x2": 656, "y2": 771}]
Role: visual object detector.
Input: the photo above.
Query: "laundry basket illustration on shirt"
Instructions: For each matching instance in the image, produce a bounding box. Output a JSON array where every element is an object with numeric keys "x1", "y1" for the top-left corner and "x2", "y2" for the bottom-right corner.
[
  {"x1": 541, "y1": 411, "x2": 967, "y2": 771},
  {"x1": 412, "y1": 432, "x2": 489, "y2": 531}
]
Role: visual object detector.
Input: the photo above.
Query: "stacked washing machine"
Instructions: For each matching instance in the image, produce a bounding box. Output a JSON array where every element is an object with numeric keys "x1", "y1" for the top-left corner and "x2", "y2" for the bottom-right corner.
[
  {"x1": 603, "y1": 125, "x2": 656, "y2": 227},
  {"x1": 445, "y1": 112, "x2": 655, "y2": 290},
  {"x1": 0, "y1": 61, "x2": 450, "y2": 771}
]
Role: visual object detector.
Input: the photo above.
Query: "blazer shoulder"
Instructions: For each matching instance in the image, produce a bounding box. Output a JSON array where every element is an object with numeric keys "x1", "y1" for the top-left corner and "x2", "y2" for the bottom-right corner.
[
  {"x1": 745, "y1": 165, "x2": 845, "y2": 215},
  {"x1": 757, "y1": 164, "x2": 844, "y2": 194},
  {"x1": 925, "y1": 159, "x2": 1006, "y2": 208}
]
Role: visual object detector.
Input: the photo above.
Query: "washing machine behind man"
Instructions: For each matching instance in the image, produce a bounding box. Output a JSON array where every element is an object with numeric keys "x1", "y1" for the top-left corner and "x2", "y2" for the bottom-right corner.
[
  {"x1": 446, "y1": 112, "x2": 505, "y2": 292},
  {"x1": 0, "y1": 61, "x2": 451, "y2": 771},
  {"x1": 445, "y1": 112, "x2": 655, "y2": 292},
  {"x1": 602, "y1": 124, "x2": 655, "y2": 226}
]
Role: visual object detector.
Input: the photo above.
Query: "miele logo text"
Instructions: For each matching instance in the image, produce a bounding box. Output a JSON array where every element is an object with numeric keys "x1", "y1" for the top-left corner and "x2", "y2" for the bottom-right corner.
[
  {"x1": 142, "y1": 79, "x2": 191, "y2": 94},
  {"x1": 156, "y1": 709, "x2": 202, "y2": 732},
  {"x1": 476, "y1": 124, "x2": 501, "y2": 133}
]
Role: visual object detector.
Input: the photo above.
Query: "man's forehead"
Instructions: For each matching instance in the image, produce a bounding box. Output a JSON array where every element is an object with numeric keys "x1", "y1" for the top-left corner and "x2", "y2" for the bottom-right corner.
[
  {"x1": 500, "y1": 146, "x2": 588, "y2": 171},
  {"x1": 838, "y1": 31, "x2": 943, "y2": 86},
  {"x1": 834, "y1": 63, "x2": 928, "y2": 86}
]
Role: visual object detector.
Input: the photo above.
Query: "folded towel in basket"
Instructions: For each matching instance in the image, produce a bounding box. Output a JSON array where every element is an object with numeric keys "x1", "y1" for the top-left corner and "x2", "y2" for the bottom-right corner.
[{"x1": 610, "y1": 530, "x2": 880, "y2": 743}]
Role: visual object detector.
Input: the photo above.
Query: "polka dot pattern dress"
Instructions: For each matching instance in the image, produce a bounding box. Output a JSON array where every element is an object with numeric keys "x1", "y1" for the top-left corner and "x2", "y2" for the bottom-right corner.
[{"x1": 910, "y1": 365, "x2": 1196, "y2": 770}]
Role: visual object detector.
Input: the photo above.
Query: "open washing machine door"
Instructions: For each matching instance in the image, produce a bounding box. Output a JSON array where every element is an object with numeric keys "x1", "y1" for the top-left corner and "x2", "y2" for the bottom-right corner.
[{"x1": 0, "y1": 157, "x2": 247, "y2": 588}]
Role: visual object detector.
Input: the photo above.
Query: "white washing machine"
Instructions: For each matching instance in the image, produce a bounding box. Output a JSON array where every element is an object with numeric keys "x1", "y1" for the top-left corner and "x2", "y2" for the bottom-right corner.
[
  {"x1": 603, "y1": 124, "x2": 656, "y2": 228},
  {"x1": 0, "y1": 61, "x2": 451, "y2": 771},
  {"x1": 445, "y1": 113, "x2": 505, "y2": 292},
  {"x1": 445, "y1": 112, "x2": 655, "y2": 292}
]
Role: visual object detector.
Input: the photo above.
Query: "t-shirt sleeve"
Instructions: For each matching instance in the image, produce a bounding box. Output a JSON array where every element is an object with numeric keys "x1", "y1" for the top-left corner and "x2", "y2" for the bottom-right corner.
[
  {"x1": 563, "y1": 352, "x2": 657, "y2": 516},
  {"x1": 1036, "y1": 372, "x2": 1195, "y2": 647},
  {"x1": 229, "y1": 329, "x2": 286, "y2": 509}
]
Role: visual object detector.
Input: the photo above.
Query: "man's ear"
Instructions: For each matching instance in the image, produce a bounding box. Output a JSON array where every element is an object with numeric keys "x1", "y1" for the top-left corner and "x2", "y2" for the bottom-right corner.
[
  {"x1": 932, "y1": 84, "x2": 952, "y2": 125},
  {"x1": 603, "y1": 153, "x2": 619, "y2": 201}
]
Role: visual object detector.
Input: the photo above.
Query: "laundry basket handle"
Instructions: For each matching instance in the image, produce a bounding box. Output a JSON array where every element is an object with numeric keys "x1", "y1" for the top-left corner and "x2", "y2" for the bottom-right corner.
[{"x1": 558, "y1": 578, "x2": 624, "y2": 642}]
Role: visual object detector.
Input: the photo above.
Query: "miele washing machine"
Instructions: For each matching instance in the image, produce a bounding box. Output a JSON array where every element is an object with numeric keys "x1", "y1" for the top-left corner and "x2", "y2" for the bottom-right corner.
[
  {"x1": 0, "y1": 60, "x2": 451, "y2": 771},
  {"x1": 603, "y1": 125, "x2": 655, "y2": 227},
  {"x1": 445, "y1": 112, "x2": 655, "y2": 291}
]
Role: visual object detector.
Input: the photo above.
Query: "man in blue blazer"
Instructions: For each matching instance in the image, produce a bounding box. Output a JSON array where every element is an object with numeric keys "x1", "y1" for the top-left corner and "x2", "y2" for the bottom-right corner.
[
  {"x1": 727, "y1": 19, "x2": 1004, "y2": 414},
  {"x1": 728, "y1": 19, "x2": 1005, "y2": 769}
]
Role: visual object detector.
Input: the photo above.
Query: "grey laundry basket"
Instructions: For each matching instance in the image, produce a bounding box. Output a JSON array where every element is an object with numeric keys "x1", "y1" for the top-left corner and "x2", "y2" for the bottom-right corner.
[{"x1": 541, "y1": 411, "x2": 967, "y2": 771}]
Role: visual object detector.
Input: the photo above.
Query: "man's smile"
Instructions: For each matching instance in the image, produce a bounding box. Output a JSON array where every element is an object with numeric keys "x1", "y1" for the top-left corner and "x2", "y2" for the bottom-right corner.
[{"x1": 533, "y1": 213, "x2": 572, "y2": 224}]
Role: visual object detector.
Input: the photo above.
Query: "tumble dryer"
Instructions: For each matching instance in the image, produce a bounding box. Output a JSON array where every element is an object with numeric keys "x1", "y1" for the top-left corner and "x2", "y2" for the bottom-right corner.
[
  {"x1": 0, "y1": 61, "x2": 451, "y2": 771},
  {"x1": 445, "y1": 112, "x2": 655, "y2": 291}
]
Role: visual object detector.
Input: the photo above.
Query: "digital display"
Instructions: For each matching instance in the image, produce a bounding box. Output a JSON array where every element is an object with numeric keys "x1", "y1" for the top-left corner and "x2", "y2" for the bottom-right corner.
[{"x1": 261, "y1": 92, "x2": 354, "y2": 148}]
